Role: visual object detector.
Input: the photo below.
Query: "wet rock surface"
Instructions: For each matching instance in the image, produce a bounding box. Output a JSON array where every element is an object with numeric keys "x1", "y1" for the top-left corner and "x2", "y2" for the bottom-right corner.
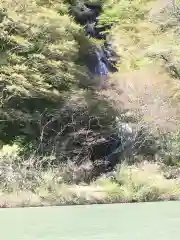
[{"x1": 70, "y1": 2, "x2": 119, "y2": 79}]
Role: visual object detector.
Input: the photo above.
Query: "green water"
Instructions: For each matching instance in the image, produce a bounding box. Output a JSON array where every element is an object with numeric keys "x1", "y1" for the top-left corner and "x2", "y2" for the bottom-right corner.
[{"x1": 1, "y1": 202, "x2": 180, "y2": 239}]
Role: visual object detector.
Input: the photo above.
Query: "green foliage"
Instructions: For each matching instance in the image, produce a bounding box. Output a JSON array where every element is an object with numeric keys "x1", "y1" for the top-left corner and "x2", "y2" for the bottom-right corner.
[
  {"x1": 159, "y1": 131, "x2": 180, "y2": 166},
  {"x1": 0, "y1": 0, "x2": 89, "y2": 142},
  {"x1": 99, "y1": 0, "x2": 148, "y2": 26},
  {"x1": 115, "y1": 163, "x2": 180, "y2": 202},
  {"x1": 97, "y1": 0, "x2": 180, "y2": 74}
]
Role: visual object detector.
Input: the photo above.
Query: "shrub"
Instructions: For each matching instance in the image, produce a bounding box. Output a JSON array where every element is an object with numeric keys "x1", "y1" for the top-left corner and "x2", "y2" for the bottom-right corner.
[{"x1": 0, "y1": 0, "x2": 88, "y2": 142}]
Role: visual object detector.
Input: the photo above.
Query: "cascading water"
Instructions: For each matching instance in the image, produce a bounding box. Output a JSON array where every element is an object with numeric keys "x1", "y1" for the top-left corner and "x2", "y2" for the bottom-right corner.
[
  {"x1": 94, "y1": 50, "x2": 109, "y2": 76},
  {"x1": 70, "y1": 2, "x2": 119, "y2": 86},
  {"x1": 70, "y1": 1, "x2": 123, "y2": 169}
]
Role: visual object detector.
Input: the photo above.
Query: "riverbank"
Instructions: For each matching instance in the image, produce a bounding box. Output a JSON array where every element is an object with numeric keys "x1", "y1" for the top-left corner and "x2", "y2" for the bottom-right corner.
[{"x1": 0, "y1": 161, "x2": 180, "y2": 208}]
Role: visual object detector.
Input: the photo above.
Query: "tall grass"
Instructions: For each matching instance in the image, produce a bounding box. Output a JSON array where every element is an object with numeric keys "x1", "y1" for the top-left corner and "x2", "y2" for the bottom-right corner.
[{"x1": 0, "y1": 144, "x2": 179, "y2": 207}]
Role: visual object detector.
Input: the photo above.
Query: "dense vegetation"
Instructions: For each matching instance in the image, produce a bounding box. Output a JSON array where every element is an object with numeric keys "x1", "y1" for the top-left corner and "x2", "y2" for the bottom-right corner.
[{"x1": 1, "y1": 0, "x2": 180, "y2": 207}]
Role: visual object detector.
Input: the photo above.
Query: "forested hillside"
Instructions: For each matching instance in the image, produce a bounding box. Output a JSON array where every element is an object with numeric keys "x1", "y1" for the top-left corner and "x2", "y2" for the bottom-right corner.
[{"x1": 1, "y1": 0, "x2": 180, "y2": 207}]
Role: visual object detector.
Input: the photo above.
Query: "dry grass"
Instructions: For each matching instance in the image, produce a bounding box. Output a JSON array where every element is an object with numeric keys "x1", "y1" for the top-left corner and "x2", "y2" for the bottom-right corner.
[
  {"x1": 116, "y1": 162, "x2": 180, "y2": 201},
  {"x1": 0, "y1": 161, "x2": 180, "y2": 208},
  {"x1": 111, "y1": 68, "x2": 180, "y2": 133},
  {"x1": 0, "y1": 145, "x2": 180, "y2": 207}
]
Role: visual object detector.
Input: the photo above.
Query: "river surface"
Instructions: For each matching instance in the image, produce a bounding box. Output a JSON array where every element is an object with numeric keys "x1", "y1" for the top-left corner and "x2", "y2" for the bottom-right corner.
[{"x1": 1, "y1": 201, "x2": 180, "y2": 239}]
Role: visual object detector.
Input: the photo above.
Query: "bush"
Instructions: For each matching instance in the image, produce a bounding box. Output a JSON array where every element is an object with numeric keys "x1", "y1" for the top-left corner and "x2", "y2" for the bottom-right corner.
[
  {"x1": 115, "y1": 162, "x2": 180, "y2": 202},
  {"x1": 0, "y1": 0, "x2": 89, "y2": 142}
]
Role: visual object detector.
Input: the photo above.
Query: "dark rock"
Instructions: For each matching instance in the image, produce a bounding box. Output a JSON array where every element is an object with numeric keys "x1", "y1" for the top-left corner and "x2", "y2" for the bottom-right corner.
[
  {"x1": 84, "y1": 2, "x2": 102, "y2": 13},
  {"x1": 102, "y1": 41, "x2": 119, "y2": 71},
  {"x1": 90, "y1": 135, "x2": 121, "y2": 162},
  {"x1": 84, "y1": 21, "x2": 96, "y2": 37},
  {"x1": 94, "y1": 23, "x2": 112, "y2": 39},
  {"x1": 70, "y1": 6, "x2": 98, "y2": 24}
]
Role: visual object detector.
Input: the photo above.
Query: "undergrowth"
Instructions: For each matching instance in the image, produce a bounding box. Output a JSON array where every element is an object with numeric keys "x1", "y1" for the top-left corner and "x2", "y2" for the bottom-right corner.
[
  {"x1": 0, "y1": 144, "x2": 180, "y2": 207},
  {"x1": 1, "y1": 0, "x2": 180, "y2": 207}
]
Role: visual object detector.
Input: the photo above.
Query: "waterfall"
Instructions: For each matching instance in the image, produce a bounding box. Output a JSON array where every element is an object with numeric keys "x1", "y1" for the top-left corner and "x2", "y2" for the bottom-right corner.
[{"x1": 70, "y1": 2, "x2": 119, "y2": 87}]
